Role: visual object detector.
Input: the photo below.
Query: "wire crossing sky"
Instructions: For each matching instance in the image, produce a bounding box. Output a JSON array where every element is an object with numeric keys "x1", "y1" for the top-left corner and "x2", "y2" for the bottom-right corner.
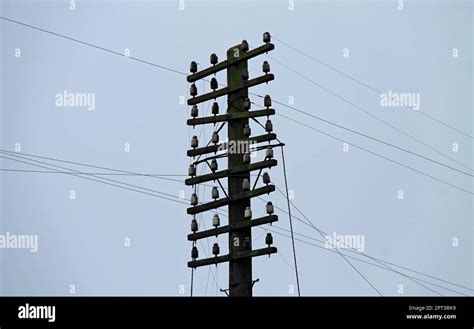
[{"x1": 0, "y1": 0, "x2": 472, "y2": 296}]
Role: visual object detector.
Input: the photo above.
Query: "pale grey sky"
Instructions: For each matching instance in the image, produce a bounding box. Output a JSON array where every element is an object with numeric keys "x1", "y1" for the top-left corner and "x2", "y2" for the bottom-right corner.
[{"x1": 0, "y1": 0, "x2": 472, "y2": 296}]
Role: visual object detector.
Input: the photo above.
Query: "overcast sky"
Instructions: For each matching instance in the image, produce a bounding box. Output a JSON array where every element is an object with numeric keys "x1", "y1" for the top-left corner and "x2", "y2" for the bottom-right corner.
[{"x1": 0, "y1": 0, "x2": 472, "y2": 296}]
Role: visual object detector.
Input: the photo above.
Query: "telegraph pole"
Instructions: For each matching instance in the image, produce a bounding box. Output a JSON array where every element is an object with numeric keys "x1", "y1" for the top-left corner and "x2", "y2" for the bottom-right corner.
[
  {"x1": 185, "y1": 33, "x2": 279, "y2": 297},
  {"x1": 227, "y1": 44, "x2": 253, "y2": 296}
]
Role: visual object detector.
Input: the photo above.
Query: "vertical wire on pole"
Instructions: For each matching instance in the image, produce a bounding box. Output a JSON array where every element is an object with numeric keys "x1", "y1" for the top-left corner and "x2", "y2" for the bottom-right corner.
[{"x1": 281, "y1": 146, "x2": 301, "y2": 296}]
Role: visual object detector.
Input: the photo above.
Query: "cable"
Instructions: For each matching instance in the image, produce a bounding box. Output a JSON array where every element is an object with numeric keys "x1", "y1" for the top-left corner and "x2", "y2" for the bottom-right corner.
[
  {"x1": 283, "y1": 195, "x2": 445, "y2": 297},
  {"x1": 6, "y1": 150, "x2": 461, "y2": 294},
  {"x1": 264, "y1": 227, "x2": 461, "y2": 296},
  {"x1": 280, "y1": 146, "x2": 301, "y2": 296},
  {"x1": 0, "y1": 168, "x2": 186, "y2": 177},
  {"x1": 0, "y1": 149, "x2": 185, "y2": 181},
  {"x1": 272, "y1": 36, "x2": 473, "y2": 140},
  {"x1": 274, "y1": 112, "x2": 473, "y2": 195},
  {"x1": 254, "y1": 96, "x2": 473, "y2": 177},
  {"x1": 268, "y1": 55, "x2": 473, "y2": 173},
  {"x1": 272, "y1": 184, "x2": 453, "y2": 296},
  {"x1": 190, "y1": 243, "x2": 195, "y2": 297},
  {"x1": 0, "y1": 155, "x2": 187, "y2": 205},
  {"x1": 0, "y1": 151, "x2": 184, "y2": 201},
  {"x1": 0, "y1": 16, "x2": 187, "y2": 76},
  {"x1": 270, "y1": 224, "x2": 467, "y2": 296},
  {"x1": 263, "y1": 196, "x2": 473, "y2": 293},
  {"x1": 276, "y1": 151, "x2": 381, "y2": 295},
  {"x1": 4, "y1": 14, "x2": 469, "y2": 180},
  {"x1": 4, "y1": 15, "x2": 468, "y2": 188}
]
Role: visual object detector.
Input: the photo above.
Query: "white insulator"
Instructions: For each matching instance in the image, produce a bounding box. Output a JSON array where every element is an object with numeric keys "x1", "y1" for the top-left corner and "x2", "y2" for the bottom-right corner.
[
  {"x1": 211, "y1": 186, "x2": 219, "y2": 200},
  {"x1": 264, "y1": 95, "x2": 272, "y2": 108},
  {"x1": 191, "y1": 136, "x2": 198, "y2": 149},
  {"x1": 188, "y1": 164, "x2": 196, "y2": 177},
  {"x1": 266, "y1": 201, "x2": 274, "y2": 215},
  {"x1": 265, "y1": 146, "x2": 273, "y2": 159},
  {"x1": 191, "y1": 105, "x2": 198, "y2": 118},
  {"x1": 190, "y1": 84, "x2": 197, "y2": 97},
  {"x1": 242, "y1": 178, "x2": 250, "y2": 191},
  {"x1": 244, "y1": 206, "x2": 252, "y2": 219},
  {"x1": 213, "y1": 214, "x2": 220, "y2": 228},
  {"x1": 191, "y1": 219, "x2": 198, "y2": 233},
  {"x1": 265, "y1": 119, "x2": 273, "y2": 133},
  {"x1": 190, "y1": 193, "x2": 198, "y2": 206}
]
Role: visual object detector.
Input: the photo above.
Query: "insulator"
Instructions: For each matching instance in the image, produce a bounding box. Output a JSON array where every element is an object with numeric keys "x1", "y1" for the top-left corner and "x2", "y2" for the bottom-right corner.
[
  {"x1": 262, "y1": 172, "x2": 271, "y2": 185},
  {"x1": 242, "y1": 178, "x2": 250, "y2": 191},
  {"x1": 191, "y1": 105, "x2": 198, "y2": 118},
  {"x1": 188, "y1": 164, "x2": 196, "y2": 177},
  {"x1": 266, "y1": 201, "x2": 274, "y2": 215},
  {"x1": 213, "y1": 214, "x2": 220, "y2": 228},
  {"x1": 212, "y1": 131, "x2": 219, "y2": 144},
  {"x1": 265, "y1": 119, "x2": 273, "y2": 133},
  {"x1": 210, "y1": 53, "x2": 218, "y2": 65},
  {"x1": 265, "y1": 146, "x2": 273, "y2": 159},
  {"x1": 212, "y1": 243, "x2": 220, "y2": 257},
  {"x1": 244, "y1": 206, "x2": 252, "y2": 219},
  {"x1": 243, "y1": 152, "x2": 251, "y2": 164},
  {"x1": 190, "y1": 193, "x2": 198, "y2": 206},
  {"x1": 262, "y1": 61, "x2": 270, "y2": 74},
  {"x1": 191, "y1": 218, "x2": 198, "y2": 233},
  {"x1": 210, "y1": 159, "x2": 218, "y2": 172},
  {"x1": 264, "y1": 95, "x2": 272, "y2": 108},
  {"x1": 210, "y1": 77, "x2": 218, "y2": 91},
  {"x1": 190, "y1": 83, "x2": 197, "y2": 97},
  {"x1": 241, "y1": 40, "x2": 249, "y2": 52},
  {"x1": 263, "y1": 32, "x2": 271, "y2": 44},
  {"x1": 191, "y1": 246, "x2": 199, "y2": 260},
  {"x1": 212, "y1": 102, "x2": 219, "y2": 115},
  {"x1": 265, "y1": 233, "x2": 273, "y2": 246},
  {"x1": 190, "y1": 61, "x2": 198, "y2": 74},
  {"x1": 241, "y1": 68, "x2": 249, "y2": 81},
  {"x1": 211, "y1": 186, "x2": 219, "y2": 200},
  {"x1": 191, "y1": 135, "x2": 198, "y2": 149},
  {"x1": 243, "y1": 124, "x2": 251, "y2": 137},
  {"x1": 243, "y1": 98, "x2": 251, "y2": 110}
]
